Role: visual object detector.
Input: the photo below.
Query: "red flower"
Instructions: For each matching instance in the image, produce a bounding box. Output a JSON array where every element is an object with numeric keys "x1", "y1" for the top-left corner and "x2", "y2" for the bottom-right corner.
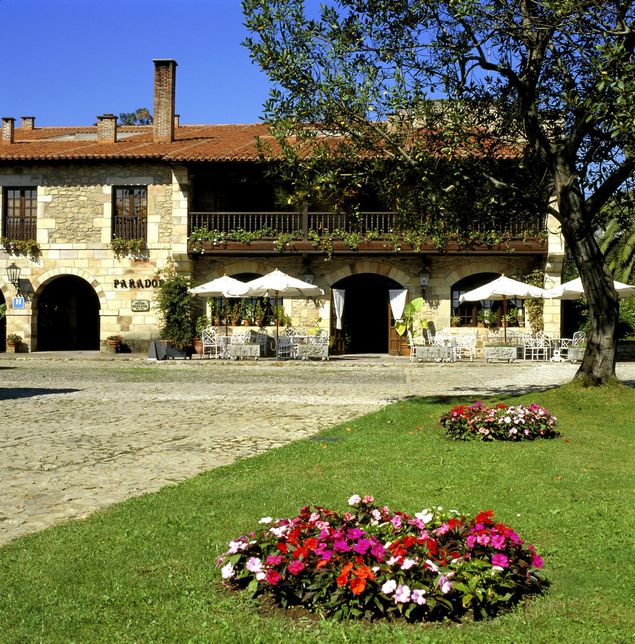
[
  {"x1": 336, "y1": 562, "x2": 354, "y2": 587},
  {"x1": 349, "y1": 577, "x2": 366, "y2": 595},
  {"x1": 277, "y1": 542, "x2": 288, "y2": 554},
  {"x1": 265, "y1": 569, "x2": 281, "y2": 585},
  {"x1": 292, "y1": 546, "x2": 309, "y2": 560},
  {"x1": 475, "y1": 510, "x2": 495, "y2": 525}
]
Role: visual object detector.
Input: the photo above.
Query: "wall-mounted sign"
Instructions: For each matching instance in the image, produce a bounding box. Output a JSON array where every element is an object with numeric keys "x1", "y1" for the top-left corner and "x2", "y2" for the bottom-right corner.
[
  {"x1": 12, "y1": 296, "x2": 25, "y2": 309},
  {"x1": 113, "y1": 278, "x2": 164, "y2": 289},
  {"x1": 131, "y1": 299, "x2": 151, "y2": 312}
]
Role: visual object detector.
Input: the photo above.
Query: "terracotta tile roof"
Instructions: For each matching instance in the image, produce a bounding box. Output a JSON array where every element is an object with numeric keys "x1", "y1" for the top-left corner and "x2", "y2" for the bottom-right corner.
[{"x1": 0, "y1": 123, "x2": 275, "y2": 162}]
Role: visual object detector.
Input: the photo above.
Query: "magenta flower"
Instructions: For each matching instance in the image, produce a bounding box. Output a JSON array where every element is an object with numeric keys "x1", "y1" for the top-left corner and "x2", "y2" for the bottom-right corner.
[
  {"x1": 287, "y1": 560, "x2": 305, "y2": 576},
  {"x1": 490, "y1": 533, "x2": 506, "y2": 549},
  {"x1": 333, "y1": 538, "x2": 351, "y2": 553},
  {"x1": 491, "y1": 553, "x2": 509, "y2": 568},
  {"x1": 352, "y1": 538, "x2": 372, "y2": 554},
  {"x1": 532, "y1": 554, "x2": 544, "y2": 568},
  {"x1": 266, "y1": 555, "x2": 282, "y2": 566}
]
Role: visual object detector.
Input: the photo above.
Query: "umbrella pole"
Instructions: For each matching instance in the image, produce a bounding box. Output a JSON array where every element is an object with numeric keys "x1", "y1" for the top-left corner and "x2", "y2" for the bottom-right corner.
[
  {"x1": 503, "y1": 296, "x2": 507, "y2": 343},
  {"x1": 275, "y1": 291, "x2": 279, "y2": 356}
]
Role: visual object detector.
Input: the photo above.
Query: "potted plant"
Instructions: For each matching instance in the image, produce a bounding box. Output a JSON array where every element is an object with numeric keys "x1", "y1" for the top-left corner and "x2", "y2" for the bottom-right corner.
[
  {"x1": 450, "y1": 315, "x2": 461, "y2": 327},
  {"x1": 394, "y1": 298, "x2": 426, "y2": 356},
  {"x1": 477, "y1": 309, "x2": 494, "y2": 328},
  {"x1": 194, "y1": 316, "x2": 211, "y2": 355},
  {"x1": 254, "y1": 299, "x2": 266, "y2": 326},
  {"x1": 230, "y1": 301, "x2": 243, "y2": 326},
  {"x1": 155, "y1": 263, "x2": 196, "y2": 358},
  {"x1": 6, "y1": 333, "x2": 22, "y2": 352},
  {"x1": 105, "y1": 334, "x2": 122, "y2": 352}
]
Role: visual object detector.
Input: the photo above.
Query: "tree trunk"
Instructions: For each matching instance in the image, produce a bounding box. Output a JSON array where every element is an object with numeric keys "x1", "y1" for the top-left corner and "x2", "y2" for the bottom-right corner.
[{"x1": 556, "y1": 165, "x2": 619, "y2": 385}]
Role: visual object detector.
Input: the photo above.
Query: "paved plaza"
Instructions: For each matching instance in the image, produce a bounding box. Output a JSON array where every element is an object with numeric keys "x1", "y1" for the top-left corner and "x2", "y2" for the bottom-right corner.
[{"x1": 1, "y1": 352, "x2": 634, "y2": 546}]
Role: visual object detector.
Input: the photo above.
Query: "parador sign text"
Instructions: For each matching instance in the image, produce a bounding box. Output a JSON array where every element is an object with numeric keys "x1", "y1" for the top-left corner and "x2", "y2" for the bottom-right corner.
[{"x1": 113, "y1": 278, "x2": 165, "y2": 289}]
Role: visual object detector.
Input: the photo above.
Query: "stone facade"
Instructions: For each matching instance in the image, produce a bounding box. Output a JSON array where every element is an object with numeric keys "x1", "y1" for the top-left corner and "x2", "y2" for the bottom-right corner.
[{"x1": 0, "y1": 162, "x2": 188, "y2": 351}]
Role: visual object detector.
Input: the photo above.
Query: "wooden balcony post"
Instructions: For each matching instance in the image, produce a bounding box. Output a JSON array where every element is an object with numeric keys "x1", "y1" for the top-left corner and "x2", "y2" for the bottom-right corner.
[{"x1": 302, "y1": 206, "x2": 309, "y2": 240}]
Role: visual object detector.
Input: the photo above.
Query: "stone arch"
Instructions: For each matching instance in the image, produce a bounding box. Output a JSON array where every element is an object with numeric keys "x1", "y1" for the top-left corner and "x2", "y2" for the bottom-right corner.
[
  {"x1": 32, "y1": 269, "x2": 104, "y2": 351},
  {"x1": 322, "y1": 259, "x2": 413, "y2": 290},
  {"x1": 32, "y1": 267, "x2": 108, "y2": 310}
]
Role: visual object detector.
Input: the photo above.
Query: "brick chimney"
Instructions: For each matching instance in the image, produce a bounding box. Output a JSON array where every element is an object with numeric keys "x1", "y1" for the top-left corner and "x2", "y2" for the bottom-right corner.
[
  {"x1": 21, "y1": 116, "x2": 35, "y2": 129},
  {"x1": 97, "y1": 114, "x2": 118, "y2": 143},
  {"x1": 2, "y1": 117, "x2": 15, "y2": 144},
  {"x1": 153, "y1": 59, "x2": 177, "y2": 143}
]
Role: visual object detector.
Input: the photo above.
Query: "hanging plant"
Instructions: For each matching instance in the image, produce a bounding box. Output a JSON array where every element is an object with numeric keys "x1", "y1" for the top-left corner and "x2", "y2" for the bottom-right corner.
[{"x1": 111, "y1": 237, "x2": 148, "y2": 259}]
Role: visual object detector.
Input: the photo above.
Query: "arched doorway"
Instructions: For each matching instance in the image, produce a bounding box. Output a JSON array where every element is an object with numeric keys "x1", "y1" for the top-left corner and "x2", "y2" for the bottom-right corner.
[
  {"x1": 332, "y1": 273, "x2": 403, "y2": 354},
  {"x1": 36, "y1": 276, "x2": 100, "y2": 350},
  {"x1": 0, "y1": 291, "x2": 6, "y2": 352}
]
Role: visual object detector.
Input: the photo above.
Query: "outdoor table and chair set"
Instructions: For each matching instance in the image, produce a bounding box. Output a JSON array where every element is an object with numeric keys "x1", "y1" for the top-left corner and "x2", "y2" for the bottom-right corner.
[{"x1": 200, "y1": 327, "x2": 329, "y2": 361}]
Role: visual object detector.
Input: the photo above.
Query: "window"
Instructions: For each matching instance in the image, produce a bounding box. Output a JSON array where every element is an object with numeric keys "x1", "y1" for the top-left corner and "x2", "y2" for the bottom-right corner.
[
  {"x1": 2, "y1": 187, "x2": 37, "y2": 240},
  {"x1": 113, "y1": 186, "x2": 147, "y2": 240}
]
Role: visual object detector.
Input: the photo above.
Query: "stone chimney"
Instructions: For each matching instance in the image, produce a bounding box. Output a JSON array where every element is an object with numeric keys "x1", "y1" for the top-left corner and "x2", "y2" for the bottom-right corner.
[
  {"x1": 97, "y1": 114, "x2": 118, "y2": 143},
  {"x1": 153, "y1": 59, "x2": 177, "y2": 143},
  {"x1": 2, "y1": 117, "x2": 15, "y2": 144},
  {"x1": 21, "y1": 116, "x2": 35, "y2": 129},
  {"x1": 174, "y1": 114, "x2": 180, "y2": 128}
]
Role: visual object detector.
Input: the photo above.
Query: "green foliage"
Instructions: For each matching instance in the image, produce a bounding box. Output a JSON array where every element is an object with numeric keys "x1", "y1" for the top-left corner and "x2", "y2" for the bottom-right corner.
[
  {"x1": 0, "y1": 303, "x2": 5, "y2": 320},
  {"x1": 243, "y1": 0, "x2": 635, "y2": 382},
  {"x1": 7, "y1": 333, "x2": 22, "y2": 344},
  {"x1": 394, "y1": 297, "x2": 425, "y2": 337},
  {"x1": 110, "y1": 237, "x2": 147, "y2": 259},
  {"x1": 118, "y1": 108, "x2": 153, "y2": 126},
  {"x1": 155, "y1": 263, "x2": 196, "y2": 350},
  {"x1": 1, "y1": 237, "x2": 41, "y2": 260}
]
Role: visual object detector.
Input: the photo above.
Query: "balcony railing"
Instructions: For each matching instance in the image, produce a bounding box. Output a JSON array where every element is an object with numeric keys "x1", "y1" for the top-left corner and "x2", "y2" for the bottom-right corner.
[
  {"x1": 189, "y1": 210, "x2": 545, "y2": 240},
  {"x1": 3, "y1": 217, "x2": 37, "y2": 241},
  {"x1": 112, "y1": 216, "x2": 147, "y2": 241}
]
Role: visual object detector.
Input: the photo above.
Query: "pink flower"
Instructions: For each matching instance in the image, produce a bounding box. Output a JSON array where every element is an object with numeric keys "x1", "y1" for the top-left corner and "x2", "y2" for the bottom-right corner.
[
  {"x1": 246, "y1": 557, "x2": 263, "y2": 573},
  {"x1": 490, "y1": 533, "x2": 506, "y2": 549},
  {"x1": 491, "y1": 553, "x2": 509, "y2": 568},
  {"x1": 287, "y1": 560, "x2": 305, "y2": 576},
  {"x1": 362, "y1": 495, "x2": 375, "y2": 504},
  {"x1": 394, "y1": 584, "x2": 411, "y2": 603},
  {"x1": 438, "y1": 575, "x2": 452, "y2": 594},
  {"x1": 266, "y1": 569, "x2": 281, "y2": 585},
  {"x1": 532, "y1": 554, "x2": 544, "y2": 569},
  {"x1": 266, "y1": 555, "x2": 282, "y2": 566}
]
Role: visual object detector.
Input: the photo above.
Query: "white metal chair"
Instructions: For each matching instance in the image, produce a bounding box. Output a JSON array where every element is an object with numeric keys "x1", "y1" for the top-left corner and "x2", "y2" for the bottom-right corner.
[
  {"x1": 201, "y1": 328, "x2": 220, "y2": 359},
  {"x1": 522, "y1": 334, "x2": 549, "y2": 360},
  {"x1": 454, "y1": 331, "x2": 477, "y2": 361},
  {"x1": 275, "y1": 335, "x2": 295, "y2": 359}
]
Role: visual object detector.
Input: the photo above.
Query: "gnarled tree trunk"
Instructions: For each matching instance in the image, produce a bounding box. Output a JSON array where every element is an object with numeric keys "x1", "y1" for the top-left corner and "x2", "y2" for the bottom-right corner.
[{"x1": 556, "y1": 164, "x2": 619, "y2": 385}]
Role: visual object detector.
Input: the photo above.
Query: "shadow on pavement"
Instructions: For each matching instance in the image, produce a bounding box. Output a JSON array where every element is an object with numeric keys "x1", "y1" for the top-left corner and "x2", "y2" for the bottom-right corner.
[{"x1": 0, "y1": 387, "x2": 79, "y2": 401}]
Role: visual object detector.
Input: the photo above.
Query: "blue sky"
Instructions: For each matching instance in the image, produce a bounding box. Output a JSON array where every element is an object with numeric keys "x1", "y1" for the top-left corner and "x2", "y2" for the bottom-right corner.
[{"x1": 0, "y1": 0, "x2": 277, "y2": 126}]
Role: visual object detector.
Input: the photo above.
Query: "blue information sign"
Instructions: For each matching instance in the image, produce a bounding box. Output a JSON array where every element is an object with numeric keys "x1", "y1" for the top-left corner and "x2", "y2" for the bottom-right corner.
[{"x1": 12, "y1": 296, "x2": 25, "y2": 309}]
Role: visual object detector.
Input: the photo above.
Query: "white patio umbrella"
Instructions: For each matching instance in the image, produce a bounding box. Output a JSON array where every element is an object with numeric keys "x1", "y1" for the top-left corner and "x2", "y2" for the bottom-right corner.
[
  {"x1": 459, "y1": 274, "x2": 546, "y2": 341},
  {"x1": 189, "y1": 275, "x2": 250, "y2": 335},
  {"x1": 543, "y1": 277, "x2": 635, "y2": 300},
  {"x1": 243, "y1": 269, "x2": 324, "y2": 351}
]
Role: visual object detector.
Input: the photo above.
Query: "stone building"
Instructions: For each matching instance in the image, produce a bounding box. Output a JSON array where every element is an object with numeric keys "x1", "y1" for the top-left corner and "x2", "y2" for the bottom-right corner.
[{"x1": 0, "y1": 60, "x2": 564, "y2": 354}]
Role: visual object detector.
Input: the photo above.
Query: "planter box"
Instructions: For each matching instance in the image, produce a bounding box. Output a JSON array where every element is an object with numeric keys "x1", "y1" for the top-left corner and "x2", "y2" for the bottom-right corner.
[
  {"x1": 413, "y1": 346, "x2": 453, "y2": 362},
  {"x1": 567, "y1": 347, "x2": 585, "y2": 363},
  {"x1": 484, "y1": 346, "x2": 518, "y2": 362}
]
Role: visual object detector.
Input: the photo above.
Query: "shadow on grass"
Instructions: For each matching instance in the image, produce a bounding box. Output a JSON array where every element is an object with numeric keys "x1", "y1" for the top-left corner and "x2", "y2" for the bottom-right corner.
[
  {"x1": 401, "y1": 384, "x2": 561, "y2": 407},
  {"x1": 0, "y1": 387, "x2": 79, "y2": 401}
]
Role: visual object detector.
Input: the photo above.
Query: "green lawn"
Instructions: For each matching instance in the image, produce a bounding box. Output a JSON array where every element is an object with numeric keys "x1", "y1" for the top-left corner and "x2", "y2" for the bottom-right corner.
[{"x1": 1, "y1": 383, "x2": 634, "y2": 643}]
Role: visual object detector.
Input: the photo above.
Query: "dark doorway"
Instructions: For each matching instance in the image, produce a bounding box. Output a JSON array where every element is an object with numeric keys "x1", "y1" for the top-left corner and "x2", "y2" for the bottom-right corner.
[
  {"x1": 332, "y1": 273, "x2": 402, "y2": 353},
  {"x1": 0, "y1": 291, "x2": 5, "y2": 351},
  {"x1": 37, "y1": 276, "x2": 100, "y2": 350}
]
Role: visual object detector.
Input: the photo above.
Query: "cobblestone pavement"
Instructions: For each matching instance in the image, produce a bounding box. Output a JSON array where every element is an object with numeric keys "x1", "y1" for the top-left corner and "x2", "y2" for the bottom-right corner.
[{"x1": 1, "y1": 352, "x2": 634, "y2": 546}]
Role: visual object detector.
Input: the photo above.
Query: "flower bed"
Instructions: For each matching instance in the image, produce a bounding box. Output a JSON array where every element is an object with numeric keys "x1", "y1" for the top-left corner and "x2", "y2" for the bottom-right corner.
[
  {"x1": 216, "y1": 496, "x2": 546, "y2": 622},
  {"x1": 439, "y1": 402, "x2": 559, "y2": 441}
]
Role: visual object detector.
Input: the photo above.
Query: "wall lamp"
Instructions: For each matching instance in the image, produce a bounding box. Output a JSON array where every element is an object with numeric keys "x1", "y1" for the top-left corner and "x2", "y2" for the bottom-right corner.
[{"x1": 6, "y1": 262, "x2": 21, "y2": 294}]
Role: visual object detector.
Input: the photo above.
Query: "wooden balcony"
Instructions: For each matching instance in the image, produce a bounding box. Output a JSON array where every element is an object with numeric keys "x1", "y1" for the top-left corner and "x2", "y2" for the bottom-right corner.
[{"x1": 187, "y1": 210, "x2": 548, "y2": 256}]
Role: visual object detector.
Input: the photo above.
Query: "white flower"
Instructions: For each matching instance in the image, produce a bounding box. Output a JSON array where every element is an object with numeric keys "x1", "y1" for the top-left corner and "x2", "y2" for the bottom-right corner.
[
  {"x1": 381, "y1": 579, "x2": 397, "y2": 594},
  {"x1": 415, "y1": 510, "x2": 434, "y2": 524},
  {"x1": 348, "y1": 494, "x2": 362, "y2": 506},
  {"x1": 400, "y1": 558, "x2": 416, "y2": 570},
  {"x1": 411, "y1": 589, "x2": 427, "y2": 605},
  {"x1": 258, "y1": 516, "x2": 273, "y2": 524},
  {"x1": 255, "y1": 571, "x2": 266, "y2": 581},
  {"x1": 246, "y1": 557, "x2": 263, "y2": 573},
  {"x1": 424, "y1": 559, "x2": 439, "y2": 572},
  {"x1": 221, "y1": 562, "x2": 235, "y2": 579}
]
